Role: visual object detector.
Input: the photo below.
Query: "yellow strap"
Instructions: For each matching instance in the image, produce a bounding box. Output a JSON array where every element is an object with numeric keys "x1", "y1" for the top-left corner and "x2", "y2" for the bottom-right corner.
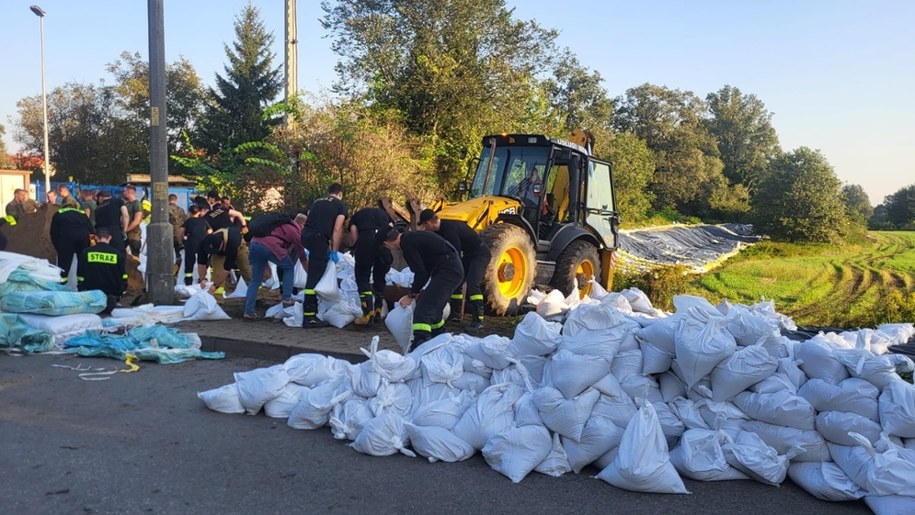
[{"x1": 119, "y1": 353, "x2": 140, "y2": 373}]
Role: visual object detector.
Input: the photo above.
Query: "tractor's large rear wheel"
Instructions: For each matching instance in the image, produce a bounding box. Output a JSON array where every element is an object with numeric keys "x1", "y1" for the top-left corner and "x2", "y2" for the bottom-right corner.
[
  {"x1": 551, "y1": 240, "x2": 600, "y2": 297},
  {"x1": 481, "y1": 224, "x2": 536, "y2": 316}
]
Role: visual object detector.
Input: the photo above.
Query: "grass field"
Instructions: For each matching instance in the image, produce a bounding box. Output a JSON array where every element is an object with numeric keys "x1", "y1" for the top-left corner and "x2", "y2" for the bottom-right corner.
[{"x1": 677, "y1": 231, "x2": 915, "y2": 328}]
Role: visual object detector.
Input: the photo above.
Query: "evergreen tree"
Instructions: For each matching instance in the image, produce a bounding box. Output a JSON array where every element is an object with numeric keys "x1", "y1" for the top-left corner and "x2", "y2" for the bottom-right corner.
[{"x1": 198, "y1": 3, "x2": 281, "y2": 154}]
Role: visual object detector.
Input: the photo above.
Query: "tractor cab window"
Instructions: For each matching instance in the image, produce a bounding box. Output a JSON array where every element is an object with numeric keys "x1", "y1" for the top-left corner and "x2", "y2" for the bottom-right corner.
[
  {"x1": 470, "y1": 146, "x2": 549, "y2": 201},
  {"x1": 585, "y1": 161, "x2": 618, "y2": 248}
]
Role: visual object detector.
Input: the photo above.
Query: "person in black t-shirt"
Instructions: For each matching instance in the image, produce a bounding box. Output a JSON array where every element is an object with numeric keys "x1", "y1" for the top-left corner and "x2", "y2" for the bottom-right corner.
[
  {"x1": 77, "y1": 227, "x2": 127, "y2": 314},
  {"x1": 50, "y1": 205, "x2": 94, "y2": 284},
  {"x1": 348, "y1": 206, "x2": 394, "y2": 325},
  {"x1": 93, "y1": 190, "x2": 129, "y2": 252},
  {"x1": 300, "y1": 182, "x2": 348, "y2": 328},
  {"x1": 181, "y1": 205, "x2": 212, "y2": 285},
  {"x1": 418, "y1": 209, "x2": 492, "y2": 330},
  {"x1": 197, "y1": 227, "x2": 243, "y2": 294},
  {"x1": 382, "y1": 229, "x2": 464, "y2": 348}
]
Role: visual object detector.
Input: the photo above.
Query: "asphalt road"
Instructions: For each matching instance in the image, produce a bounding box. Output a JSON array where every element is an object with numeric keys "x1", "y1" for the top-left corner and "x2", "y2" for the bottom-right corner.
[{"x1": 1, "y1": 354, "x2": 870, "y2": 515}]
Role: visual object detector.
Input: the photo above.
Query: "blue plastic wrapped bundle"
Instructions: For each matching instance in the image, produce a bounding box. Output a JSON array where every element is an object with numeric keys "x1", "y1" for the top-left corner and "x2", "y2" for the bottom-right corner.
[
  {"x1": 0, "y1": 268, "x2": 68, "y2": 300},
  {"x1": 0, "y1": 290, "x2": 108, "y2": 316},
  {"x1": 0, "y1": 313, "x2": 54, "y2": 353},
  {"x1": 65, "y1": 324, "x2": 224, "y2": 364}
]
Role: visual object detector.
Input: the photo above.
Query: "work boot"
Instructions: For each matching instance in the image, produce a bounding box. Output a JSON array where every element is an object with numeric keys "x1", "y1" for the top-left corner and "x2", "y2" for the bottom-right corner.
[
  {"x1": 468, "y1": 299, "x2": 485, "y2": 331},
  {"x1": 302, "y1": 291, "x2": 328, "y2": 329},
  {"x1": 354, "y1": 292, "x2": 374, "y2": 326},
  {"x1": 372, "y1": 293, "x2": 385, "y2": 323},
  {"x1": 449, "y1": 295, "x2": 463, "y2": 322},
  {"x1": 184, "y1": 273, "x2": 193, "y2": 286}
]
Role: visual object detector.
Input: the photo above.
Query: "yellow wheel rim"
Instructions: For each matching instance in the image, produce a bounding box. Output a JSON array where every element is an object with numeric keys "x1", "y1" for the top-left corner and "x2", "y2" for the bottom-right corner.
[
  {"x1": 497, "y1": 246, "x2": 527, "y2": 299},
  {"x1": 577, "y1": 259, "x2": 595, "y2": 298}
]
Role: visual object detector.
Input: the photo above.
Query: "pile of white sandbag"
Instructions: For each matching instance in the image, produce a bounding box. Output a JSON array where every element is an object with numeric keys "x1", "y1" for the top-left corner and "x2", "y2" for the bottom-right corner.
[{"x1": 198, "y1": 287, "x2": 915, "y2": 512}]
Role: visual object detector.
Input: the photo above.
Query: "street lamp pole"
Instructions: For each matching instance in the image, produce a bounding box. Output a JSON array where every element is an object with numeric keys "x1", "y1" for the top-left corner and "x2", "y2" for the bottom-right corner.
[{"x1": 30, "y1": 5, "x2": 51, "y2": 198}]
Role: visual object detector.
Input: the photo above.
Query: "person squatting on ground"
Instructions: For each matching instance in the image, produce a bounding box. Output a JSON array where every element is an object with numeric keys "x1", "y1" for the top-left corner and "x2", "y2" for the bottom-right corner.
[
  {"x1": 181, "y1": 205, "x2": 212, "y2": 285},
  {"x1": 383, "y1": 229, "x2": 464, "y2": 348},
  {"x1": 122, "y1": 185, "x2": 144, "y2": 256},
  {"x1": 197, "y1": 226, "x2": 246, "y2": 295},
  {"x1": 243, "y1": 213, "x2": 308, "y2": 320},
  {"x1": 50, "y1": 204, "x2": 94, "y2": 284},
  {"x1": 93, "y1": 190, "x2": 129, "y2": 253},
  {"x1": 203, "y1": 193, "x2": 251, "y2": 285},
  {"x1": 5, "y1": 188, "x2": 39, "y2": 221},
  {"x1": 348, "y1": 206, "x2": 395, "y2": 325},
  {"x1": 418, "y1": 208, "x2": 492, "y2": 330},
  {"x1": 300, "y1": 183, "x2": 348, "y2": 329},
  {"x1": 77, "y1": 227, "x2": 127, "y2": 314}
]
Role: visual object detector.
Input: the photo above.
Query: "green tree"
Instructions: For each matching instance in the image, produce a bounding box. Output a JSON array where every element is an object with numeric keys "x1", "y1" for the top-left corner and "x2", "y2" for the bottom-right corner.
[
  {"x1": 593, "y1": 131, "x2": 654, "y2": 222},
  {"x1": 841, "y1": 184, "x2": 873, "y2": 225},
  {"x1": 704, "y1": 85, "x2": 780, "y2": 192},
  {"x1": 543, "y1": 52, "x2": 614, "y2": 133},
  {"x1": 882, "y1": 184, "x2": 915, "y2": 230},
  {"x1": 197, "y1": 3, "x2": 282, "y2": 154},
  {"x1": 321, "y1": 0, "x2": 563, "y2": 187},
  {"x1": 0, "y1": 123, "x2": 11, "y2": 168},
  {"x1": 752, "y1": 147, "x2": 848, "y2": 242}
]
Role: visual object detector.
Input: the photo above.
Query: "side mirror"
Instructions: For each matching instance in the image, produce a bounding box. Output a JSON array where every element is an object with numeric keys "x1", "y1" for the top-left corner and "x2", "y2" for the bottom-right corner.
[
  {"x1": 532, "y1": 183, "x2": 542, "y2": 196},
  {"x1": 458, "y1": 182, "x2": 467, "y2": 192}
]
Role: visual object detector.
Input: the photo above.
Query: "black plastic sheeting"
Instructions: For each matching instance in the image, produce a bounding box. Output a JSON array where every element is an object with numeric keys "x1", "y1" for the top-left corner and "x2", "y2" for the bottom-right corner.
[{"x1": 618, "y1": 223, "x2": 760, "y2": 272}]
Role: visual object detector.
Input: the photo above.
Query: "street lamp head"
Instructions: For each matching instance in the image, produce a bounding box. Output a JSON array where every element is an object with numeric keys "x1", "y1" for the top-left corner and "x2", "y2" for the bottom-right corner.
[{"x1": 30, "y1": 5, "x2": 46, "y2": 17}]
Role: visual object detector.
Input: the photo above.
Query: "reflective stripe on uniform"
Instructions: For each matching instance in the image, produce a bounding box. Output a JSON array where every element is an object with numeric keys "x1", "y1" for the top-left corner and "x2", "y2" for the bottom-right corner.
[
  {"x1": 77, "y1": 276, "x2": 85, "y2": 282},
  {"x1": 121, "y1": 274, "x2": 128, "y2": 280},
  {"x1": 87, "y1": 251, "x2": 118, "y2": 264},
  {"x1": 304, "y1": 289, "x2": 316, "y2": 295},
  {"x1": 469, "y1": 294, "x2": 484, "y2": 301},
  {"x1": 412, "y1": 323, "x2": 432, "y2": 332},
  {"x1": 450, "y1": 293, "x2": 463, "y2": 300},
  {"x1": 431, "y1": 319, "x2": 445, "y2": 330}
]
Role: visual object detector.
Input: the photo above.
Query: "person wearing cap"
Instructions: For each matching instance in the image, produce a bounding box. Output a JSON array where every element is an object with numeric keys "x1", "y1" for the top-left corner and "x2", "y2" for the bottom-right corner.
[
  {"x1": 122, "y1": 185, "x2": 144, "y2": 256},
  {"x1": 382, "y1": 228, "x2": 463, "y2": 348},
  {"x1": 50, "y1": 202, "x2": 94, "y2": 284},
  {"x1": 299, "y1": 182, "x2": 348, "y2": 329},
  {"x1": 348, "y1": 206, "x2": 394, "y2": 325},
  {"x1": 93, "y1": 190, "x2": 129, "y2": 253},
  {"x1": 77, "y1": 227, "x2": 127, "y2": 314},
  {"x1": 417, "y1": 208, "x2": 492, "y2": 330}
]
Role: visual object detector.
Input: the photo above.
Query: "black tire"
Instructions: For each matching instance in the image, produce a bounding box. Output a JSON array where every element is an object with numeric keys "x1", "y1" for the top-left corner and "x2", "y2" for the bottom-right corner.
[
  {"x1": 481, "y1": 224, "x2": 536, "y2": 316},
  {"x1": 551, "y1": 240, "x2": 600, "y2": 297}
]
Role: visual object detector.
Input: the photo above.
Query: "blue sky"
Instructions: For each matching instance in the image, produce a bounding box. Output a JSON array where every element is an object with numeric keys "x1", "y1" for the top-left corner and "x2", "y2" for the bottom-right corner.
[{"x1": 2, "y1": 0, "x2": 912, "y2": 205}]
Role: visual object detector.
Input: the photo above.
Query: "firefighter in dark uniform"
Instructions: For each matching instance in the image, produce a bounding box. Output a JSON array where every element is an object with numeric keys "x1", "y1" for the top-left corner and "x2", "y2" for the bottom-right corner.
[
  {"x1": 382, "y1": 229, "x2": 464, "y2": 348},
  {"x1": 181, "y1": 205, "x2": 212, "y2": 285},
  {"x1": 300, "y1": 183, "x2": 348, "y2": 328},
  {"x1": 93, "y1": 190, "x2": 129, "y2": 252},
  {"x1": 77, "y1": 227, "x2": 127, "y2": 314},
  {"x1": 50, "y1": 205, "x2": 94, "y2": 284},
  {"x1": 348, "y1": 206, "x2": 394, "y2": 325},
  {"x1": 197, "y1": 227, "x2": 244, "y2": 295},
  {"x1": 418, "y1": 209, "x2": 492, "y2": 330},
  {"x1": 204, "y1": 196, "x2": 250, "y2": 284}
]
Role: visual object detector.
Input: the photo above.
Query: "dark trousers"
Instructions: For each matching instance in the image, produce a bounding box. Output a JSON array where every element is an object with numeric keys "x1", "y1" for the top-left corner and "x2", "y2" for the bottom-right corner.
[
  {"x1": 301, "y1": 229, "x2": 330, "y2": 316},
  {"x1": 184, "y1": 238, "x2": 203, "y2": 284},
  {"x1": 414, "y1": 255, "x2": 464, "y2": 334},
  {"x1": 460, "y1": 249, "x2": 490, "y2": 299},
  {"x1": 55, "y1": 233, "x2": 91, "y2": 281},
  {"x1": 354, "y1": 230, "x2": 393, "y2": 297}
]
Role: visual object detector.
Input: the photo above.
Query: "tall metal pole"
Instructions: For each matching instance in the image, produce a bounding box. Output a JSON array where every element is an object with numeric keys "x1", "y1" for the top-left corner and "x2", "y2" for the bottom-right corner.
[
  {"x1": 284, "y1": 0, "x2": 297, "y2": 104},
  {"x1": 146, "y1": 0, "x2": 174, "y2": 304},
  {"x1": 30, "y1": 5, "x2": 51, "y2": 198}
]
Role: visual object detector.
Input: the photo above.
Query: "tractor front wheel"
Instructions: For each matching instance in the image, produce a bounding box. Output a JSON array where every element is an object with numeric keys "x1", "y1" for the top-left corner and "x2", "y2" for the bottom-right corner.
[{"x1": 481, "y1": 224, "x2": 536, "y2": 316}]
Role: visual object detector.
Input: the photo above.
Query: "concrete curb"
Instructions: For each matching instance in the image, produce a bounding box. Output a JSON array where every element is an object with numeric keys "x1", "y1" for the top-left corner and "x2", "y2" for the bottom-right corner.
[{"x1": 199, "y1": 334, "x2": 369, "y2": 363}]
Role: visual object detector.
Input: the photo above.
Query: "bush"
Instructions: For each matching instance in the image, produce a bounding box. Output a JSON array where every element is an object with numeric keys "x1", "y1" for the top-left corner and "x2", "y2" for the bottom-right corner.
[{"x1": 614, "y1": 264, "x2": 693, "y2": 311}]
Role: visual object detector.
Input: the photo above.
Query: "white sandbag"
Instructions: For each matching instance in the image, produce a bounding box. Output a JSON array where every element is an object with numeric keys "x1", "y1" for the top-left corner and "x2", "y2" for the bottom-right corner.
[
  {"x1": 385, "y1": 301, "x2": 414, "y2": 353},
  {"x1": 533, "y1": 386, "x2": 600, "y2": 443},
  {"x1": 675, "y1": 308, "x2": 737, "y2": 389},
  {"x1": 491, "y1": 364, "x2": 526, "y2": 386},
  {"x1": 620, "y1": 287, "x2": 659, "y2": 315},
  {"x1": 420, "y1": 344, "x2": 464, "y2": 386},
  {"x1": 197, "y1": 383, "x2": 245, "y2": 414},
  {"x1": 361, "y1": 336, "x2": 420, "y2": 382},
  {"x1": 620, "y1": 374, "x2": 663, "y2": 404},
  {"x1": 317, "y1": 295, "x2": 361, "y2": 328},
  {"x1": 740, "y1": 420, "x2": 830, "y2": 462},
  {"x1": 314, "y1": 260, "x2": 341, "y2": 301},
  {"x1": 385, "y1": 267, "x2": 414, "y2": 288},
  {"x1": 463, "y1": 335, "x2": 513, "y2": 370},
  {"x1": 234, "y1": 365, "x2": 290, "y2": 415},
  {"x1": 404, "y1": 422, "x2": 475, "y2": 463},
  {"x1": 834, "y1": 349, "x2": 900, "y2": 391},
  {"x1": 877, "y1": 323, "x2": 915, "y2": 345},
  {"x1": 829, "y1": 442, "x2": 874, "y2": 490},
  {"x1": 879, "y1": 379, "x2": 915, "y2": 438},
  {"x1": 695, "y1": 399, "x2": 749, "y2": 436},
  {"x1": 284, "y1": 353, "x2": 339, "y2": 387},
  {"x1": 733, "y1": 390, "x2": 815, "y2": 430},
  {"x1": 722, "y1": 430, "x2": 791, "y2": 486},
  {"x1": 658, "y1": 371, "x2": 687, "y2": 402},
  {"x1": 562, "y1": 415, "x2": 625, "y2": 473},
  {"x1": 545, "y1": 349, "x2": 610, "y2": 400},
  {"x1": 369, "y1": 380, "x2": 413, "y2": 417},
  {"x1": 640, "y1": 340, "x2": 674, "y2": 375},
  {"x1": 798, "y1": 378, "x2": 879, "y2": 422},
  {"x1": 635, "y1": 315, "x2": 680, "y2": 361},
  {"x1": 653, "y1": 401, "x2": 686, "y2": 448},
  {"x1": 453, "y1": 383, "x2": 523, "y2": 450},
  {"x1": 795, "y1": 336, "x2": 850, "y2": 385},
  {"x1": 17, "y1": 313, "x2": 103, "y2": 345},
  {"x1": 350, "y1": 413, "x2": 415, "y2": 457},
  {"x1": 816, "y1": 410, "x2": 882, "y2": 446},
  {"x1": 865, "y1": 495, "x2": 915, "y2": 515},
  {"x1": 407, "y1": 378, "x2": 462, "y2": 410},
  {"x1": 724, "y1": 305, "x2": 780, "y2": 346},
  {"x1": 509, "y1": 312, "x2": 562, "y2": 357},
  {"x1": 412, "y1": 392, "x2": 472, "y2": 430},
  {"x1": 224, "y1": 276, "x2": 248, "y2": 299},
  {"x1": 559, "y1": 303, "x2": 637, "y2": 366},
  {"x1": 182, "y1": 289, "x2": 231, "y2": 321},
  {"x1": 287, "y1": 378, "x2": 352, "y2": 430},
  {"x1": 610, "y1": 347, "x2": 643, "y2": 381},
  {"x1": 483, "y1": 424, "x2": 552, "y2": 483},
  {"x1": 348, "y1": 361, "x2": 382, "y2": 398},
  {"x1": 591, "y1": 377, "x2": 638, "y2": 429},
  {"x1": 292, "y1": 260, "x2": 307, "y2": 289},
  {"x1": 777, "y1": 357, "x2": 807, "y2": 391},
  {"x1": 709, "y1": 344, "x2": 778, "y2": 402},
  {"x1": 595, "y1": 402, "x2": 690, "y2": 494},
  {"x1": 108, "y1": 303, "x2": 187, "y2": 327},
  {"x1": 535, "y1": 432, "x2": 573, "y2": 477},
  {"x1": 536, "y1": 289, "x2": 569, "y2": 318},
  {"x1": 513, "y1": 391, "x2": 544, "y2": 428},
  {"x1": 847, "y1": 432, "x2": 915, "y2": 497},
  {"x1": 329, "y1": 398, "x2": 374, "y2": 441},
  {"x1": 516, "y1": 355, "x2": 547, "y2": 387},
  {"x1": 264, "y1": 383, "x2": 311, "y2": 419},
  {"x1": 450, "y1": 371, "x2": 490, "y2": 395},
  {"x1": 669, "y1": 428, "x2": 749, "y2": 481},
  {"x1": 787, "y1": 462, "x2": 866, "y2": 501},
  {"x1": 670, "y1": 398, "x2": 711, "y2": 431}
]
